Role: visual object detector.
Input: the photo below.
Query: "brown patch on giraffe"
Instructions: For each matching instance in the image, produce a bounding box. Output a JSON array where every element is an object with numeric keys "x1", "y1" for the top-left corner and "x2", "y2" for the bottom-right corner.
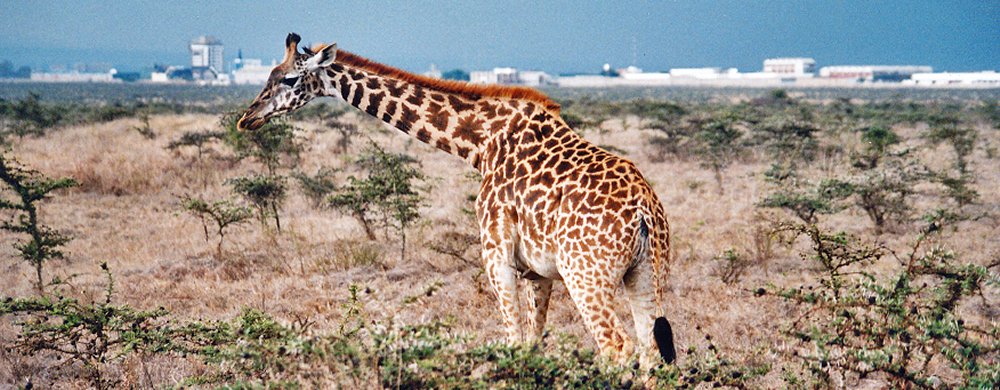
[
  {"x1": 350, "y1": 83, "x2": 364, "y2": 106},
  {"x1": 455, "y1": 114, "x2": 486, "y2": 145},
  {"x1": 336, "y1": 50, "x2": 560, "y2": 113},
  {"x1": 399, "y1": 105, "x2": 420, "y2": 133},
  {"x1": 533, "y1": 171, "x2": 555, "y2": 187},
  {"x1": 338, "y1": 78, "x2": 351, "y2": 100},
  {"x1": 366, "y1": 91, "x2": 385, "y2": 117},
  {"x1": 416, "y1": 127, "x2": 432, "y2": 143},
  {"x1": 489, "y1": 119, "x2": 507, "y2": 133},
  {"x1": 406, "y1": 85, "x2": 425, "y2": 106},
  {"x1": 385, "y1": 79, "x2": 405, "y2": 98},
  {"x1": 426, "y1": 102, "x2": 450, "y2": 130},
  {"x1": 448, "y1": 95, "x2": 475, "y2": 112},
  {"x1": 436, "y1": 137, "x2": 452, "y2": 152}
]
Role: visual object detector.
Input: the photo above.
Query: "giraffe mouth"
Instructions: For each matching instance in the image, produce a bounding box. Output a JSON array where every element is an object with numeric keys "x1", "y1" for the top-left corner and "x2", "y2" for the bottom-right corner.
[{"x1": 237, "y1": 113, "x2": 267, "y2": 131}]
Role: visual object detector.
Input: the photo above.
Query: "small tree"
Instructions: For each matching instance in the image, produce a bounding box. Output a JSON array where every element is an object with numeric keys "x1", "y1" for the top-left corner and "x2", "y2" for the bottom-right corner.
[
  {"x1": 0, "y1": 154, "x2": 77, "y2": 293},
  {"x1": 220, "y1": 111, "x2": 300, "y2": 232},
  {"x1": 692, "y1": 117, "x2": 743, "y2": 193},
  {"x1": 221, "y1": 111, "x2": 301, "y2": 174},
  {"x1": 167, "y1": 130, "x2": 226, "y2": 161},
  {"x1": 759, "y1": 170, "x2": 853, "y2": 224},
  {"x1": 854, "y1": 125, "x2": 900, "y2": 169},
  {"x1": 751, "y1": 114, "x2": 818, "y2": 166},
  {"x1": 0, "y1": 93, "x2": 62, "y2": 141},
  {"x1": 924, "y1": 125, "x2": 977, "y2": 174},
  {"x1": 325, "y1": 119, "x2": 359, "y2": 154},
  {"x1": 292, "y1": 167, "x2": 339, "y2": 208},
  {"x1": 848, "y1": 159, "x2": 922, "y2": 235},
  {"x1": 763, "y1": 219, "x2": 999, "y2": 388},
  {"x1": 328, "y1": 143, "x2": 426, "y2": 260},
  {"x1": 227, "y1": 174, "x2": 287, "y2": 231},
  {"x1": 131, "y1": 111, "x2": 156, "y2": 139},
  {"x1": 180, "y1": 195, "x2": 252, "y2": 256}
]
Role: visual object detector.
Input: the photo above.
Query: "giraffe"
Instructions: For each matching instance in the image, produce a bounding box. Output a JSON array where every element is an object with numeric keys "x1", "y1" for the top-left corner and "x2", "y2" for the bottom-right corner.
[{"x1": 238, "y1": 33, "x2": 676, "y2": 366}]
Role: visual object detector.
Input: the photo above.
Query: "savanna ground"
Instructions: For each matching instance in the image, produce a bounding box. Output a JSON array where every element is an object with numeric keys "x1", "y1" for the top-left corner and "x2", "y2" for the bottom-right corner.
[{"x1": 0, "y1": 84, "x2": 998, "y2": 389}]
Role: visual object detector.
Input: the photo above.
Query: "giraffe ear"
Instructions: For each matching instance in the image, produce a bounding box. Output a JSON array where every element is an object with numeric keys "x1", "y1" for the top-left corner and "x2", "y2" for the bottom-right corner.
[
  {"x1": 304, "y1": 42, "x2": 337, "y2": 71},
  {"x1": 283, "y1": 33, "x2": 301, "y2": 64}
]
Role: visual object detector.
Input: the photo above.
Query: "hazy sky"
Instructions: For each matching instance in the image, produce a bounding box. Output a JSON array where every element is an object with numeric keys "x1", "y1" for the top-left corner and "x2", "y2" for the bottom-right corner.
[{"x1": 1, "y1": 1, "x2": 997, "y2": 73}]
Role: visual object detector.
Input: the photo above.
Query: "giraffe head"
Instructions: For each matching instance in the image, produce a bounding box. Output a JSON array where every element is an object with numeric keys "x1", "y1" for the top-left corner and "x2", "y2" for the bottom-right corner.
[{"x1": 237, "y1": 33, "x2": 337, "y2": 131}]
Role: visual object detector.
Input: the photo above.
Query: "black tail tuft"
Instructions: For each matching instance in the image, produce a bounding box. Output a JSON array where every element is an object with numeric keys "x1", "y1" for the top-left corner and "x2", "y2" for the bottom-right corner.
[{"x1": 653, "y1": 317, "x2": 676, "y2": 364}]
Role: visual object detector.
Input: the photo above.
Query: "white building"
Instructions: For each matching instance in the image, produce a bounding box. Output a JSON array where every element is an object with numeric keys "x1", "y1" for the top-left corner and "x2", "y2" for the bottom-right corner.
[
  {"x1": 763, "y1": 58, "x2": 816, "y2": 76},
  {"x1": 191, "y1": 35, "x2": 224, "y2": 80},
  {"x1": 191, "y1": 35, "x2": 224, "y2": 71},
  {"x1": 30, "y1": 70, "x2": 117, "y2": 83},
  {"x1": 518, "y1": 70, "x2": 553, "y2": 86},
  {"x1": 470, "y1": 67, "x2": 550, "y2": 86},
  {"x1": 906, "y1": 71, "x2": 1000, "y2": 86},
  {"x1": 819, "y1": 65, "x2": 932, "y2": 82},
  {"x1": 667, "y1": 67, "x2": 740, "y2": 80},
  {"x1": 232, "y1": 58, "x2": 276, "y2": 85}
]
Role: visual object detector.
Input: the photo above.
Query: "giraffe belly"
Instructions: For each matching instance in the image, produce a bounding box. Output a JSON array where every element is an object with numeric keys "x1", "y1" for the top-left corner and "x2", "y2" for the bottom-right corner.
[{"x1": 514, "y1": 238, "x2": 562, "y2": 280}]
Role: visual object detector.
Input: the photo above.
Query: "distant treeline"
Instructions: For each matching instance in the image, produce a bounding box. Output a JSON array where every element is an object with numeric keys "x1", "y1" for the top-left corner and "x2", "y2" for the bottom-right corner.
[{"x1": 0, "y1": 60, "x2": 31, "y2": 79}]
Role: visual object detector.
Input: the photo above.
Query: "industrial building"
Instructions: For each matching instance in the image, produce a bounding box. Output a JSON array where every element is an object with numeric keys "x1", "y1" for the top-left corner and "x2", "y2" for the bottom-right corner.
[
  {"x1": 470, "y1": 67, "x2": 552, "y2": 86},
  {"x1": 819, "y1": 65, "x2": 932, "y2": 82},
  {"x1": 30, "y1": 70, "x2": 117, "y2": 83},
  {"x1": 763, "y1": 58, "x2": 816, "y2": 76},
  {"x1": 231, "y1": 58, "x2": 276, "y2": 85},
  {"x1": 906, "y1": 71, "x2": 1000, "y2": 86}
]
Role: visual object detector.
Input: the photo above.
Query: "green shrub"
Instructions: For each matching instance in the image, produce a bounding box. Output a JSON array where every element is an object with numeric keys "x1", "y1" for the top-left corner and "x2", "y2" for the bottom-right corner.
[
  {"x1": 227, "y1": 174, "x2": 287, "y2": 231},
  {"x1": 759, "y1": 169, "x2": 853, "y2": 224},
  {"x1": 167, "y1": 129, "x2": 226, "y2": 160},
  {"x1": 854, "y1": 125, "x2": 901, "y2": 169},
  {"x1": 762, "y1": 220, "x2": 999, "y2": 388},
  {"x1": 691, "y1": 117, "x2": 743, "y2": 193},
  {"x1": 180, "y1": 194, "x2": 253, "y2": 255},
  {"x1": 0, "y1": 93, "x2": 63, "y2": 140},
  {"x1": 292, "y1": 167, "x2": 338, "y2": 208},
  {"x1": 0, "y1": 263, "x2": 172, "y2": 389},
  {"x1": 750, "y1": 114, "x2": 819, "y2": 165},
  {"x1": 847, "y1": 159, "x2": 924, "y2": 234},
  {"x1": 924, "y1": 125, "x2": 977, "y2": 174},
  {"x1": 0, "y1": 154, "x2": 77, "y2": 292},
  {"x1": 221, "y1": 111, "x2": 301, "y2": 174},
  {"x1": 328, "y1": 143, "x2": 426, "y2": 260}
]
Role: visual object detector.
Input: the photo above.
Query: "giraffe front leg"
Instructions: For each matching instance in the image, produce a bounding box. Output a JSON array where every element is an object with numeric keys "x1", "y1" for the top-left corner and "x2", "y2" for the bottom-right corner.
[
  {"x1": 525, "y1": 278, "x2": 553, "y2": 343},
  {"x1": 483, "y1": 246, "x2": 522, "y2": 344}
]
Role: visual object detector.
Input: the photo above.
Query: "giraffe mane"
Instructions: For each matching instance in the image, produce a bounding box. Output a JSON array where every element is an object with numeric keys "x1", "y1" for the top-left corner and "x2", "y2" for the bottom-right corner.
[{"x1": 333, "y1": 49, "x2": 560, "y2": 114}]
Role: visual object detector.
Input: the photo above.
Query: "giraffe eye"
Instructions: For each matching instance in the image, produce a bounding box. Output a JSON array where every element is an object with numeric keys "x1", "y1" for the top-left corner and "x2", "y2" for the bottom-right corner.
[{"x1": 281, "y1": 76, "x2": 300, "y2": 87}]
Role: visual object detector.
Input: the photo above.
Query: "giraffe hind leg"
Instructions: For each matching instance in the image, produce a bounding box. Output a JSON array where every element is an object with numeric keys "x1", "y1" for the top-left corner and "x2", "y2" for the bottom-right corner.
[
  {"x1": 625, "y1": 218, "x2": 675, "y2": 365},
  {"x1": 562, "y1": 266, "x2": 632, "y2": 362},
  {"x1": 525, "y1": 278, "x2": 553, "y2": 343}
]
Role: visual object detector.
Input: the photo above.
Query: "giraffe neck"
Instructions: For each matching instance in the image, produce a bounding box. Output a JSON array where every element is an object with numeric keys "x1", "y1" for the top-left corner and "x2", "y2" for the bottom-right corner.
[{"x1": 318, "y1": 61, "x2": 500, "y2": 169}]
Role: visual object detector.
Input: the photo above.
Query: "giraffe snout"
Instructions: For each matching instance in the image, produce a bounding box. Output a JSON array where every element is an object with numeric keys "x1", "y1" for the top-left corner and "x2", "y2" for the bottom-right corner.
[{"x1": 237, "y1": 110, "x2": 266, "y2": 131}]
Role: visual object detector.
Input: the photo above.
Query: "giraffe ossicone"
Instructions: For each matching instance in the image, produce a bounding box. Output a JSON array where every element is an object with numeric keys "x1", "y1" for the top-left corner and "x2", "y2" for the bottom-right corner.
[{"x1": 239, "y1": 33, "x2": 676, "y2": 367}]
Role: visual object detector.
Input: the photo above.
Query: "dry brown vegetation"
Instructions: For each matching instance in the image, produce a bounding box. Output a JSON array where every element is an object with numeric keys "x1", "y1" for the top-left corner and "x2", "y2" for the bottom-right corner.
[{"x1": 0, "y1": 91, "x2": 998, "y2": 388}]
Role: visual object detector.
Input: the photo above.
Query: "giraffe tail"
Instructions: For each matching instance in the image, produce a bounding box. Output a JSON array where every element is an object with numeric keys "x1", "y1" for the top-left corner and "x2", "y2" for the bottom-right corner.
[{"x1": 638, "y1": 205, "x2": 675, "y2": 364}]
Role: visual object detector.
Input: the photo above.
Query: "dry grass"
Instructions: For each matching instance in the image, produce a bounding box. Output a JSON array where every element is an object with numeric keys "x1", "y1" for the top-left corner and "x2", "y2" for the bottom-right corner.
[{"x1": 1, "y1": 106, "x2": 998, "y2": 388}]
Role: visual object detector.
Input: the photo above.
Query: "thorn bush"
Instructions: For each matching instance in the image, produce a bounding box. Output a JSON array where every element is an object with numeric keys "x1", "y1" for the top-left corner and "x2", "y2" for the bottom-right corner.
[{"x1": 0, "y1": 154, "x2": 77, "y2": 293}]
